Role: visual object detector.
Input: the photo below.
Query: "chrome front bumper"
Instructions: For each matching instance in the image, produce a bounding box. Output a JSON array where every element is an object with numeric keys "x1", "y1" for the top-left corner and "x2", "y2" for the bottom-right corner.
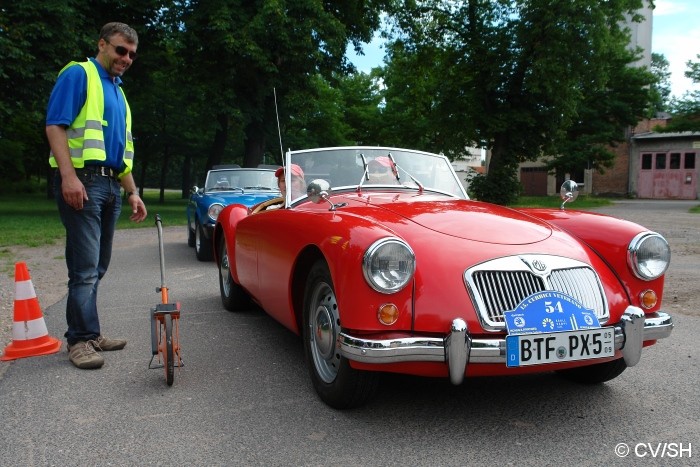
[{"x1": 338, "y1": 307, "x2": 673, "y2": 385}]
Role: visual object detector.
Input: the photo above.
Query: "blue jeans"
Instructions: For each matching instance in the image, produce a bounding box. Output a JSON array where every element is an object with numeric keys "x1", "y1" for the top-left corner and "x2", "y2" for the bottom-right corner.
[{"x1": 55, "y1": 171, "x2": 122, "y2": 346}]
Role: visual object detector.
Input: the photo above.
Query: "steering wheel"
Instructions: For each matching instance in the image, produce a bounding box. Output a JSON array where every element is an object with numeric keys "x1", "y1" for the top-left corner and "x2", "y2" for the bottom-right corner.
[{"x1": 251, "y1": 197, "x2": 285, "y2": 214}]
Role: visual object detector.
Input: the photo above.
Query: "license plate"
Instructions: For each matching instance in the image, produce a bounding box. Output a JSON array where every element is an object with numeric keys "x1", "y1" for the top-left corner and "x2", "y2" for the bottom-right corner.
[{"x1": 506, "y1": 327, "x2": 615, "y2": 367}]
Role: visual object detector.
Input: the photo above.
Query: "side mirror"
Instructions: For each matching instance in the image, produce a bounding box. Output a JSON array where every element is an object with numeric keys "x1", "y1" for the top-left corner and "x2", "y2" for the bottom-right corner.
[
  {"x1": 191, "y1": 185, "x2": 200, "y2": 194},
  {"x1": 559, "y1": 180, "x2": 579, "y2": 210},
  {"x1": 307, "y1": 179, "x2": 331, "y2": 204},
  {"x1": 307, "y1": 179, "x2": 347, "y2": 211}
]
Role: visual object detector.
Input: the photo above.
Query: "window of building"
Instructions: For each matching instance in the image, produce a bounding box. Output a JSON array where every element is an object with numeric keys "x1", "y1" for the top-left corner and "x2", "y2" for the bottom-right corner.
[
  {"x1": 655, "y1": 153, "x2": 666, "y2": 170},
  {"x1": 641, "y1": 153, "x2": 652, "y2": 170},
  {"x1": 685, "y1": 153, "x2": 696, "y2": 169},
  {"x1": 670, "y1": 153, "x2": 681, "y2": 169}
]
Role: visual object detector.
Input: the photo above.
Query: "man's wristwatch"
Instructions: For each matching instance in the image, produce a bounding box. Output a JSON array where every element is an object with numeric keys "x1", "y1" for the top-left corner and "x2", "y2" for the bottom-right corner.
[{"x1": 126, "y1": 191, "x2": 138, "y2": 198}]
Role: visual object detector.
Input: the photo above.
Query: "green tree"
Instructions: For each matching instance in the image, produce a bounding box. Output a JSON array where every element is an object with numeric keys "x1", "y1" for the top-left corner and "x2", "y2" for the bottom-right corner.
[
  {"x1": 0, "y1": 1, "x2": 91, "y2": 184},
  {"x1": 384, "y1": 0, "x2": 652, "y2": 204},
  {"x1": 179, "y1": 0, "x2": 391, "y2": 170},
  {"x1": 276, "y1": 71, "x2": 384, "y2": 154},
  {"x1": 545, "y1": 34, "x2": 655, "y2": 177},
  {"x1": 0, "y1": 0, "x2": 181, "y2": 197},
  {"x1": 660, "y1": 54, "x2": 700, "y2": 132},
  {"x1": 377, "y1": 41, "x2": 446, "y2": 152},
  {"x1": 649, "y1": 52, "x2": 672, "y2": 114}
]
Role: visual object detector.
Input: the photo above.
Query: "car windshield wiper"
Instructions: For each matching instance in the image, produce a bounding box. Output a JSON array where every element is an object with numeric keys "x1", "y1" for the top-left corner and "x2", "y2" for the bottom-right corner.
[
  {"x1": 388, "y1": 153, "x2": 424, "y2": 194},
  {"x1": 243, "y1": 186, "x2": 273, "y2": 190}
]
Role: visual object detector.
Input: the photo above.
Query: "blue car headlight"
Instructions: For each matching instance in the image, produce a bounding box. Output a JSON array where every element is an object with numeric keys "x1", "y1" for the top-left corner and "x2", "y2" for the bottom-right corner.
[
  {"x1": 627, "y1": 232, "x2": 671, "y2": 280},
  {"x1": 363, "y1": 238, "x2": 416, "y2": 293},
  {"x1": 208, "y1": 203, "x2": 224, "y2": 221}
]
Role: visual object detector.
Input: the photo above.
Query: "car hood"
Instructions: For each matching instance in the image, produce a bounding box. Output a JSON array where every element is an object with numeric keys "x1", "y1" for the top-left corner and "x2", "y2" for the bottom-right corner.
[
  {"x1": 203, "y1": 191, "x2": 279, "y2": 206},
  {"x1": 348, "y1": 195, "x2": 552, "y2": 245}
]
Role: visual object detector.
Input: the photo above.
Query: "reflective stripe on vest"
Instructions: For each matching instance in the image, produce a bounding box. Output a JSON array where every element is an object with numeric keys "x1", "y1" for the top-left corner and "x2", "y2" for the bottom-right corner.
[{"x1": 49, "y1": 60, "x2": 133, "y2": 177}]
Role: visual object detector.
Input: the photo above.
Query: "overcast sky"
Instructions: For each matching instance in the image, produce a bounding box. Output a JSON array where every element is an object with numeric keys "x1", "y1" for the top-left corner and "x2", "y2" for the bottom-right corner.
[{"x1": 348, "y1": 0, "x2": 699, "y2": 99}]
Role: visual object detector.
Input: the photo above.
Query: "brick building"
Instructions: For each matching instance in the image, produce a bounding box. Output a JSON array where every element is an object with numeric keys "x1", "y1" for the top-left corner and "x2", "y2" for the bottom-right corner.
[
  {"x1": 516, "y1": 1, "x2": 699, "y2": 200},
  {"x1": 519, "y1": 118, "x2": 700, "y2": 200}
]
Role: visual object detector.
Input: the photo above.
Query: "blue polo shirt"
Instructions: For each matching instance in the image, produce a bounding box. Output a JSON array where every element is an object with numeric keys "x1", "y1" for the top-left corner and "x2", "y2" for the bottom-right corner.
[{"x1": 46, "y1": 57, "x2": 128, "y2": 171}]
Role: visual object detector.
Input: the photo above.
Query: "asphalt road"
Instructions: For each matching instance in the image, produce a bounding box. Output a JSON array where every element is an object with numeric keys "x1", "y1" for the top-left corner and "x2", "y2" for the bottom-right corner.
[{"x1": 0, "y1": 203, "x2": 698, "y2": 466}]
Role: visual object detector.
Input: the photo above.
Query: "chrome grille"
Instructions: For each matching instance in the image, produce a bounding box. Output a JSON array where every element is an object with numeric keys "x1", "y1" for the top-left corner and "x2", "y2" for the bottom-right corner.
[
  {"x1": 473, "y1": 271, "x2": 544, "y2": 320},
  {"x1": 465, "y1": 255, "x2": 608, "y2": 331}
]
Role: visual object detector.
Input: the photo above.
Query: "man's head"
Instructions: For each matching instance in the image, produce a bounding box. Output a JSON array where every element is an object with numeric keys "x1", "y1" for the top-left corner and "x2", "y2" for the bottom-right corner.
[
  {"x1": 368, "y1": 156, "x2": 396, "y2": 183},
  {"x1": 97, "y1": 22, "x2": 138, "y2": 78},
  {"x1": 275, "y1": 164, "x2": 306, "y2": 198}
]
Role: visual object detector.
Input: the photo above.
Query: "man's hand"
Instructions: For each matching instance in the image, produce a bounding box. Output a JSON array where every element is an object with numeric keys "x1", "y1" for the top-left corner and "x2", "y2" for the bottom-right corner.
[
  {"x1": 128, "y1": 194, "x2": 148, "y2": 222},
  {"x1": 61, "y1": 174, "x2": 89, "y2": 210}
]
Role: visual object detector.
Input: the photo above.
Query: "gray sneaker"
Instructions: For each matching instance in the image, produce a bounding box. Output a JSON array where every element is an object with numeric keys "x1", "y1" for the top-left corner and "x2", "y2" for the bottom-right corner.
[
  {"x1": 93, "y1": 335, "x2": 127, "y2": 351},
  {"x1": 68, "y1": 341, "x2": 104, "y2": 369}
]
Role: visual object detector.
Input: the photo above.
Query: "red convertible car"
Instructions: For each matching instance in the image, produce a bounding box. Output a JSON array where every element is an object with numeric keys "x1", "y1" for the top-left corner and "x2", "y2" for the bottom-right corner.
[{"x1": 214, "y1": 147, "x2": 673, "y2": 409}]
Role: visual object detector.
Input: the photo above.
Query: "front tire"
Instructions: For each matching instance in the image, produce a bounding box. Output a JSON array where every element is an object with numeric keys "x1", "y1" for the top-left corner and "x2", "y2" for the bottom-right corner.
[
  {"x1": 195, "y1": 221, "x2": 213, "y2": 261},
  {"x1": 164, "y1": 314, "x2": 174, "y2": 386},
  {"x1": 218, "y1": 237, "x2": 250, "y2": 311},
  {"x1": 187, "y1": 224, "x2": 195, "y2": 247},
  {"x1": 556, "y1": 358, "x2": 627, "y2": 384},
  {"x1": 303, "y1": 260, "x2": 379, "y2": 409}
]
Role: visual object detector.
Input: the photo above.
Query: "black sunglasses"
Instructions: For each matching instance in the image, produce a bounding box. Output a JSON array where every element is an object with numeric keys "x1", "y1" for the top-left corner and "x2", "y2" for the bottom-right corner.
[{"x1": 106, "y1": 40, "x2": 137, "y2": 60}]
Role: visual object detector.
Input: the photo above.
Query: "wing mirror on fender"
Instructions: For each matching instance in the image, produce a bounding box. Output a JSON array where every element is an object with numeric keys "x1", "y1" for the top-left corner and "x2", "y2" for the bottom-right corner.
[
  {"x1": 307, "y1": 179, "x2": 331, "y2": 203},
  {"x1": 307, "y1": 179, "x2": 346, "y2": 211},
  {"x1": 559, "y1": 180, "x2": 579, "y2": 210}
]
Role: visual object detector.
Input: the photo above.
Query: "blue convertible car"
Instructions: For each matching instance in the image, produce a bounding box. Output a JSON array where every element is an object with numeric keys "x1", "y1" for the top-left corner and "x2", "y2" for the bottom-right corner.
[{"x1": 187, "y1": 166, "x2": 280, "y2": 260}]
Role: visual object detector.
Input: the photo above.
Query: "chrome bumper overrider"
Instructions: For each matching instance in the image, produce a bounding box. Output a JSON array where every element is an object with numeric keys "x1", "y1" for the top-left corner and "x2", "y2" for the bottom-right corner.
[{"x1": 338, "y1": 307, "x2": 673, "y2": 385}]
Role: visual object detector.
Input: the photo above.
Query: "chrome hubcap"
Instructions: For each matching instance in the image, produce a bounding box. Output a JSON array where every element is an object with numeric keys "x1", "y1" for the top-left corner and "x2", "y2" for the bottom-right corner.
[
  {"x1": 309, "y1": 281, "x2": 340, "y2": 383},
  {"x1": 220, "y1": 247, "x2": 230, "y2": 296}
]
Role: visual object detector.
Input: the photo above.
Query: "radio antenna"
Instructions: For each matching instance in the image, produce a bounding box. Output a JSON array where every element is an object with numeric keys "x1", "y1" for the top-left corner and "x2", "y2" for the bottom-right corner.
[{"x1": 273, "y1": 87, "x2": 284, "y2": 164}]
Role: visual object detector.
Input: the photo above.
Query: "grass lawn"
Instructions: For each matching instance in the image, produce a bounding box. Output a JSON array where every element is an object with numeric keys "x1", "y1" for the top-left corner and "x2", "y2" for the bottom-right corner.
[
  {"x1": 510, "y1": 195, "x2": 613, "y2": 209},
  {"x1": 0, "y1": 189, "x2": 188, "y2": 248}
]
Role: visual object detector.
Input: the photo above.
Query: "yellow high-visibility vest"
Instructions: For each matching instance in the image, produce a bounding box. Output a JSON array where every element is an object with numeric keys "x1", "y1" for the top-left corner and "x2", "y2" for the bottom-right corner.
[{"x1": 49, "y1": 60, "x2": 133, "y2": 177}]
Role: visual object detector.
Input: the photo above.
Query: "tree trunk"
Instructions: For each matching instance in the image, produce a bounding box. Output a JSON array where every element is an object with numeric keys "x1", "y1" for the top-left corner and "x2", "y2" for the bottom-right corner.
[
  {"x1": 243, "y1": 118, "x2": 265, "y2": 168},
  {"x1": 182, "y1": 154, "x2": 192, "y2": 198},
  {"x1": 206, "y1": 113, "x2": 229, "y2": 170},
  {"x1": 159, "y1": 141, "x2": 171, "y2": 204}
]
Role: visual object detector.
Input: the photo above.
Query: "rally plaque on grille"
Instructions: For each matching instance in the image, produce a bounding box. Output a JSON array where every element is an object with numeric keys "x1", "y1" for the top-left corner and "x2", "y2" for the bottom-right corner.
[{"x1": 503, "y1": 291, "x2": 613, "y2": 368}]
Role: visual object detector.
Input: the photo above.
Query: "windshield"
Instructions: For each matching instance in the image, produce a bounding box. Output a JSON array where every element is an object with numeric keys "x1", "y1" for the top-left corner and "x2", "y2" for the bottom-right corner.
[
  {"x1": 285, "y1": 147, "x2": 468, "y2": 205},
  {"x1": 204, "y1": 169, "x2": 278, "y2": 193}
]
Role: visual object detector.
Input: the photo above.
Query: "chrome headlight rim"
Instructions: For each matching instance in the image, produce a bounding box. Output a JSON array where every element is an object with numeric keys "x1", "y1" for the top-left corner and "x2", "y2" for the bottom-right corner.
[
  {"x1": 207, "y1": 203, "x2": 225, "y2": 221},
  {"x1": 627, "y1": 231, "x2": 671, "y2": 280},
  {"x1": 362, "y1": 237, "x2": 416, "y2": 294}
]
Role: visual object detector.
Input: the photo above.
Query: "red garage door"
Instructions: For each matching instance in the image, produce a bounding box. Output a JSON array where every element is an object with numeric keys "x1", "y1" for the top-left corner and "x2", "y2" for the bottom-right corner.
[{"x1": 637, "y1": 152, "x2": 697, "y2": 199}]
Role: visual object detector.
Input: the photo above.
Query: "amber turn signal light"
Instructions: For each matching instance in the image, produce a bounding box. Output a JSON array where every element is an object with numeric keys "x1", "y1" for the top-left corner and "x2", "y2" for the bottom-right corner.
[
  {"x1": 378, "y1": 303, "x2": 399, "y2": 325},
  {"x1": 640, "y1": 289, "x2": 657, "y2": 309}
]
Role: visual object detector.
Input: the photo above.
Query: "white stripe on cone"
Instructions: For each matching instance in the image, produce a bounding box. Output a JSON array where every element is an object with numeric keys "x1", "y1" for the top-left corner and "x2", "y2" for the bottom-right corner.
[
  {"x1": 15, "y1": 279, "x2": 37, "y2": 301},
  {"x1": 11, "y1": 317, "x2": 50, "y2": 341}
]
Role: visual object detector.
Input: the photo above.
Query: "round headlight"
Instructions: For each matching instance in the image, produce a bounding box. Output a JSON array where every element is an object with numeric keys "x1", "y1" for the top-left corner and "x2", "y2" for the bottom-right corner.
[
  {"x1": 363, "y1": 238, "x2": 415, "y2": 293},
  {"x1": 208, "y1": 203, "x2": 224, "y2": 221},
  {"x1": 627, "y1": 232, "x2": 670, "y2": 280}
]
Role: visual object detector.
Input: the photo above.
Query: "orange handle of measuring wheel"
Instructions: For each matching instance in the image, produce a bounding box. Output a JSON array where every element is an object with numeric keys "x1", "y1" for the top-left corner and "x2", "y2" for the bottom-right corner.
[{"x1": 161, "y1": 286, "x2": 169, "y2": 304}]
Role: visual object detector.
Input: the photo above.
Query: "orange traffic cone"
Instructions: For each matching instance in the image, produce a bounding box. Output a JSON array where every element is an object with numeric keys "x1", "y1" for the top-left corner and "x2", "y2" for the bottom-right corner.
[{"x1": 1, "y1": 262, "x2": 62, "y2": 361}]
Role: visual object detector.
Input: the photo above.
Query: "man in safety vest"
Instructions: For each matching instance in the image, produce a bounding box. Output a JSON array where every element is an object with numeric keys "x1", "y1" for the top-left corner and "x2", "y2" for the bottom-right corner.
[{"x1": 46, "y1": 22, "x2": 147, "y2": 370}]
